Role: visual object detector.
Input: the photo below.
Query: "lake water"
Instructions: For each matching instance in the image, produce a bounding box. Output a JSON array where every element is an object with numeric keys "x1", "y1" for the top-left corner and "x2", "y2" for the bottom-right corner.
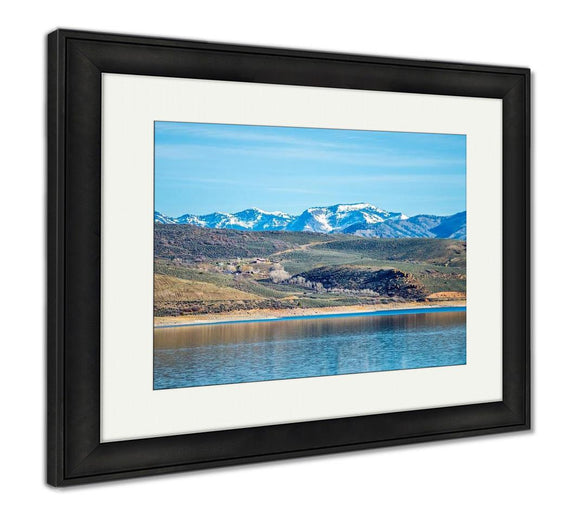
[{"x1": 153, "y1": 307, "x2": 466, "y2": 390}]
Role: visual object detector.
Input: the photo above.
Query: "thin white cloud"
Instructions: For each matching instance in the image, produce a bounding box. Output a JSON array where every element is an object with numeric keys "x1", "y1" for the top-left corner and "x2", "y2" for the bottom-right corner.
[
  {"x1": 320, "y1": 174, "x2": 465, "y2": 184},
  {"x1": 155, "y1": 142, "x2": 464, "y2": 169},
  {"x1": 156, "y1": 122, "x2": 357, "y2": 151},
  {"x1": 267, "y1": 187, "x2": 324, "y2": 195}
]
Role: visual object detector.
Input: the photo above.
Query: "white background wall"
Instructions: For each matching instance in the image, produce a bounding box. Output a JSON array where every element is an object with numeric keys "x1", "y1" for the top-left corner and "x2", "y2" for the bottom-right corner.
[{"x1": 1, "y1": 1, "x2": 577, "y2": 507}]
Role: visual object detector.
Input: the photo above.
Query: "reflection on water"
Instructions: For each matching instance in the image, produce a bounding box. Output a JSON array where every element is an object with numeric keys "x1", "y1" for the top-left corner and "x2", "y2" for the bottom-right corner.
[{"x1": 154, "y1": 311, "x2": 466, "y2": 389}]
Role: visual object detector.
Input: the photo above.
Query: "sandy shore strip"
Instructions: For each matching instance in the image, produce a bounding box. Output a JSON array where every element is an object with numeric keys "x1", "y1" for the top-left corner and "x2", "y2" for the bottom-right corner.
[{"x1": 154, "y1": 300, "x2": 466, "y2": 328}]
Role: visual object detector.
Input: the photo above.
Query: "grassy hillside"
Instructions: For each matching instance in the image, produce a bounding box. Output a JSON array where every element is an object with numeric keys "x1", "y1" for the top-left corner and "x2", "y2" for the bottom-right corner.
[
  {"x1": 154, "y1": 225, "x2": 466, "y2": 318},
  {"x1": 155, "y1": 224, "x2": 338, "y2": 261},
  {"x1": 322, "y1": 238, "x2": 466, "y2": 267}
]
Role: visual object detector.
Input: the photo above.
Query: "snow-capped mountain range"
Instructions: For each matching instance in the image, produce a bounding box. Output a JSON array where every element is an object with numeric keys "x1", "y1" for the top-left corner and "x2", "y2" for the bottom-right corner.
[
  {"x1": 155, "y1": 208, "x2": 294, "y2": 231},
  {"x1": 155, "y1": 203, "x2": 466, "y2": 240}
]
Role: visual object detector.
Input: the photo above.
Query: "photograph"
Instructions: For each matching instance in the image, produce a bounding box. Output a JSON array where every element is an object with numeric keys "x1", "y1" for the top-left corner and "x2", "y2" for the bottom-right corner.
[{"x1": 153, "y1": 121, "x2": 467, "y2": 389}]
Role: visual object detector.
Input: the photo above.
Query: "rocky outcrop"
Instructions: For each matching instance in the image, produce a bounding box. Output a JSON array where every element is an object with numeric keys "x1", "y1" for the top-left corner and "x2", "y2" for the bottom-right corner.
[{"x1": 289, "y1": 266, "x2": 427, "y2": 300}]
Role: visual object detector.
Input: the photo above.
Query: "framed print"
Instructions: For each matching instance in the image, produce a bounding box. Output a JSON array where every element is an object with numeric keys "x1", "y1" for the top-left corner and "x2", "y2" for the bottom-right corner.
[{"x1": 47, "y1": 29, "x2": 530, "y2": 486}]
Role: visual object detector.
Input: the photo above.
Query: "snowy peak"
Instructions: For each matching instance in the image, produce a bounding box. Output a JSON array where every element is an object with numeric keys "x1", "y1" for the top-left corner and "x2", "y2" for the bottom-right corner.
[
  {"x1": 216, "y1": 208, "x2": 294, "y2": 230},
  {"x1": 342, "y1": 211, "x2": 466, "y2": 240},
  {"x1": 288, "y1": 203, "x2": 405, "y2": 233},
  {"x1": 154, "y1": 211, "x2": 178, "y2": 224}
]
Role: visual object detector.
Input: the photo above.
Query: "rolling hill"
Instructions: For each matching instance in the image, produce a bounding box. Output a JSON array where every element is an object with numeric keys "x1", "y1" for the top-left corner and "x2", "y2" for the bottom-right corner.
[{"x1": 154, "y1": 224, "x2": 466, "y2": 321}]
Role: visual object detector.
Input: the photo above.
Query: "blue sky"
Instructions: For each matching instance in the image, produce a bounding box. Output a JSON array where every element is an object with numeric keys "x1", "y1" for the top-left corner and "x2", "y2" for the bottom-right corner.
[{"x1": 155, "y1": 121, "x2": 466, "y2": 217}]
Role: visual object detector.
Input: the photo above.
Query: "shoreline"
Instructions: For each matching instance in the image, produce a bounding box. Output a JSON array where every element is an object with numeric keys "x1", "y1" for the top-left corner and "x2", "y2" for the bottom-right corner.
[{"x1": 154, "y1": 300, "x2": 466, "y2": 328}]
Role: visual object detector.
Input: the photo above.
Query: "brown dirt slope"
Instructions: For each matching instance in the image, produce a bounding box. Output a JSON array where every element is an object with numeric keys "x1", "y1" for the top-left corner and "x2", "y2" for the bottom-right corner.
[{"x1": 154, "y1": 274, "x2": 259, "y2": 302}]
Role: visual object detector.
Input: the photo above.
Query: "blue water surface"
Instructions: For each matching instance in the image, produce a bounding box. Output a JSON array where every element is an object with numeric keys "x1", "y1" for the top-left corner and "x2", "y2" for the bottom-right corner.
[{"x1": 154, "y1": 308, "x2": 466, "y2": 389}]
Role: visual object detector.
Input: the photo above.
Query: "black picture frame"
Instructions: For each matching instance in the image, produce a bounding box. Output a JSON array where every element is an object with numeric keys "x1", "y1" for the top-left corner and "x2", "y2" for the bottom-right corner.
[{"x1": 47, "y1": 29, "x2": 530, "y2": 486}]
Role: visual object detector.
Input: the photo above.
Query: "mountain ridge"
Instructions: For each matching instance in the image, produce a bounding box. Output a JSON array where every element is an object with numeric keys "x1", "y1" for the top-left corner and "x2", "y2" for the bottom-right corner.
[{"x1": 155, "y1": 203, "x2": 466, "y2": 240}]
